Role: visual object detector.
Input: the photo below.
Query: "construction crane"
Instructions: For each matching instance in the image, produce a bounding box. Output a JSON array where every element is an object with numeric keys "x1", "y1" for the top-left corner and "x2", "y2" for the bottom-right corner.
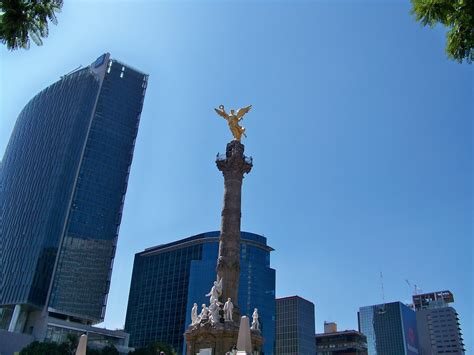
[{"x1": 405, "y1": 279, "x2": 422, "y2": 295}]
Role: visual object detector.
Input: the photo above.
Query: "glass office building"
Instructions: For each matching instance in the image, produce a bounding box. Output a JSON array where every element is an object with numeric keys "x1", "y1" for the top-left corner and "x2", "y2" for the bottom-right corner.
[
  {"x1": 0, "y1": 54, "x2": 148, "y2": 335},
  {"x1": 275, "y1": 296, "x2": 316, "y2": 355},
  {"x1": 358, "y1": 302, "x2": 420, "y2": 355},
  {"x1": 124, "y1": 231, "x2": 276, "y2": 354}
]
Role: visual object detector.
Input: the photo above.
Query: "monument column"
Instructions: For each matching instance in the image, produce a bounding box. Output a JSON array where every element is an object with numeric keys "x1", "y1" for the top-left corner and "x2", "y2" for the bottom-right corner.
[
  {"x1": 184, "y1": 105, "x2": 263, "y2": 355},
  {"x1": 216, "y1": 140, "x2": 252, "y2": 309}
]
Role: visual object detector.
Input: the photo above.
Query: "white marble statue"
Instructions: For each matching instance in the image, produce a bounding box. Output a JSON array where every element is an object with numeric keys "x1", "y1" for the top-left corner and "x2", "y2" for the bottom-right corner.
[
  {"x1": 250, "y1": 308, "x2": 260, "y2": 330},
  {"x1": 199, "y1": 304, "x2": 209, "y2": 321},
  {"x1": 205, "y1": 277, "x2": 223, "y2": 304},
  {"x1": 191, "y1": 303, "x2": 198, "y2": 325},
  {"x1": 209, "y1": 299, "x2": 221, "y2": 325},
  {"x1": 223, "y1": 298, "x2": 234, "y2": 321}
]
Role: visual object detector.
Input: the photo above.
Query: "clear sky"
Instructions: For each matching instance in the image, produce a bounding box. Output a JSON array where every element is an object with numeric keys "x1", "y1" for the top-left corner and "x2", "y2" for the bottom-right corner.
[{"x1": 1, "y1": 0, "x2": 472, "y2": 351}]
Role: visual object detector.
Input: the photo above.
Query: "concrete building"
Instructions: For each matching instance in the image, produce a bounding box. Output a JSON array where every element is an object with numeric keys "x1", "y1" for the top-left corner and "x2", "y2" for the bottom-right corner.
[
  {"x1": 124, "y1": 231, "x2": 275, "y2": 354},
  {"x1": 324, "y1": 322, "x2": 338, "y2": 334},
  {"x1": 316, "y1": 322, "x2": 367, "y2": 355},
  {"x1": 275, "y1": 296, "x2": 315, "y2": 355},
  {"x1": 358, "y1": 301, "x2": 419, "y2": 355},
  {"x1": 0, "y1": 53, "x2": 147, "y2": 353},
  {"x1": 413, "y1": 290, "x2": 465, "y2": 354}
]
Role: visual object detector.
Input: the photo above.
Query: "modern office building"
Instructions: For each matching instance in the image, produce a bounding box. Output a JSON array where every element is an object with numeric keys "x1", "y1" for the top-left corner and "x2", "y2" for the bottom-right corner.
[
  {"x1": 0, "y1": 53, "x2": 147, "y2": 345},
  {"x1": 413, "y1": 290, "x2": 465, "y2": 354},
  {"x1": 315, "y1": 322, "x2": 367, "y2": 355},
  {"x1": 124, "y1": 231, "x2": 275, "y2": 354},
  {"x1": 358, "y1": 301, "x2": 420, "y2": 355},
  {"x1": 275, "y1": 296, "x2": 316, "y2": 355}
]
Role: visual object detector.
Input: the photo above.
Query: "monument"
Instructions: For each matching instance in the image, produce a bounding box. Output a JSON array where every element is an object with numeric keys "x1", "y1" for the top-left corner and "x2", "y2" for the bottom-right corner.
[{"x1": 184, "y1": 105, "x2": 263, "y2": 354}]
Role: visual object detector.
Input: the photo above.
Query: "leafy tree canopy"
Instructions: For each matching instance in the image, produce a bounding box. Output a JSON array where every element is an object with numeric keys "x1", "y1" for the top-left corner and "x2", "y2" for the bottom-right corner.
[
  {"x1": 411, "y1": 0, "x2": 474, "y2": 63},
  {"x1": 0, "y1": 0, "x2": 63, "y2": 50},
  {"x1": 98, "y1": 345, "x2": 120, "y2": 355},
  {"x1": 128, "y1": 342, "x2": 177, "y2": 355},
  {"x1": 20, "y1": 335, "x2": 120, "y2": 355},
  {"x1": 20, "y1": 341, "x2": 64, "y2": 355}
]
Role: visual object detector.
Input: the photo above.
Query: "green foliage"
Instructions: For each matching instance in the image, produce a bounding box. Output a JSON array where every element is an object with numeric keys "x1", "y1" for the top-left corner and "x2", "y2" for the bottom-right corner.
[
  {"x1": 0, "y1": 0, "x2": 63, "y2": 50},
  {"x1": 98, "y1": 345, "x2": 120, "y2": 355},
  {"x1": 20, "y1": 341, "x2": 64, "y2": 355},
  {"x1": 411, "y1": 0, "x2": 474, "y2": 63},
  {"x1": 59, "y1": 333, "x2": 79, "y2": 355},
  {"x1": 20, "y1": 334, "x2": 78, "y2": 355},
  {"x1": 128, "y1": 342, "x2": 177, "y2": 355},
  {"x1": 85, "y1": 345, "x2": 119, "y2": 355},
  {"x1": 20, "y1": 336, "x2": 120, "y2": 355}
]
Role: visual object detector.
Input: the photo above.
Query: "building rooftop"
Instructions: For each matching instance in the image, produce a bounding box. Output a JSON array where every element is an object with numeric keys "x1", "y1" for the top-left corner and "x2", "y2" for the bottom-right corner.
[
  {"x1": 316, "y1": 329, "x2": 366, "y2": 337},
  {"x1": 413, "y1": 290, "x2": 454, "y2": 310},
  {"x1": 140, "y1": 231, "x2": 273, "y2": 256},
  {"x1": 276, "y1": 295, "x2": 314, "y2": 304}
]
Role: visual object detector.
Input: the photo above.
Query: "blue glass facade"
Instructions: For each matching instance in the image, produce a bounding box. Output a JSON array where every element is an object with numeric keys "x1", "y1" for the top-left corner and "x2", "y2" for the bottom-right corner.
[
  {"x1": 400, "y1": 304, "x2": 420, "y2": 355},
  {"x1": 125, "y1": 231, "x2": 276, "y2": 354},
  {"x1": 358, "y1": 302, "x2": 420, "y2": 355},
  {"x1": 0, "y1": 54, "x2": 148, "y2": 325},
  {"x1": 275, "y1": 296, "x2": 316, "y2": 355}
]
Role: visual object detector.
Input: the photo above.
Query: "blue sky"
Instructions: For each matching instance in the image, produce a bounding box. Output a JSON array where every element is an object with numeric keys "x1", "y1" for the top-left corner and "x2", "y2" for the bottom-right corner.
[{"x1": 1, "y1": 0, "x2": 472, "y2": 351}]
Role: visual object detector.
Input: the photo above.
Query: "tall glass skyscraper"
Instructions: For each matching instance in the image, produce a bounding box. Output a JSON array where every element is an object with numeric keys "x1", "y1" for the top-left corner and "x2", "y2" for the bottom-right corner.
[
  {"x1": 124, "y1": 231, "x2": 276, "y2": 354},
  {"x1": 358, "y1": 301, "x2": 420, "y2": 355},
  {"x1": 275, "y1": 296, "x2": 316, "y2": 355},
  {"x1": 0, "y1": 54, "x2": 148, "y2": 336}
]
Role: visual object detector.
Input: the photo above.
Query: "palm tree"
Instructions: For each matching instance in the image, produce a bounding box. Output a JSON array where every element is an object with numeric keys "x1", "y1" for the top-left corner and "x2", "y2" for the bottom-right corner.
[
  {"x1": 0, "y1": 0, "x2": 63, "y2": 50},
  {"x1": 411, "y1": 0, "x2": 474, "y2": 63}
]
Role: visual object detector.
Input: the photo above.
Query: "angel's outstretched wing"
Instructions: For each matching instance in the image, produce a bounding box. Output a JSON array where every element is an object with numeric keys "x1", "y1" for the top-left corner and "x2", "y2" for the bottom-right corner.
[
  {"x1": 214, "y1": 105, "x2": 229, "y2": 119},
  {"x1": 216, "y1": 276, "x2": 223, "y2": 294},
  {"x1": 236, "y1": 105, "x2": 252, "y2": 120}
]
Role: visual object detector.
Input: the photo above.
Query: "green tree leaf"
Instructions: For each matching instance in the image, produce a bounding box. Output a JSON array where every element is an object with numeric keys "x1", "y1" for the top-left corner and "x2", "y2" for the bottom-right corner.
[
  {"x1": 0, "y1": 0, "x2": 63, "y2": 50},
  {"x1": 410, "y1": 0, "x2": 474, "y2": 63}
]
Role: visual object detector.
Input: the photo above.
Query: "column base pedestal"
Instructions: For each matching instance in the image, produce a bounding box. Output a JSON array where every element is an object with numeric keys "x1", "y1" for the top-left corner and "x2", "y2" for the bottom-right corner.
[{"x1": 184, "y1": 320, "x2": 263, "y2": 355}]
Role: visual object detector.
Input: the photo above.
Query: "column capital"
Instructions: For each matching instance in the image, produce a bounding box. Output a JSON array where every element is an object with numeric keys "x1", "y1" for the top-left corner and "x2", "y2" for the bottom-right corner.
[{"x1": 216, "y1": 140, "x2": 252, "y2": 175}]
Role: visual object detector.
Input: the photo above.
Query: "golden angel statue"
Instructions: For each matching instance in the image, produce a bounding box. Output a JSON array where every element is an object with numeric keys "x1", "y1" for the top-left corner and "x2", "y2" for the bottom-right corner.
[{"x1": 214, "y1": 104, "x2": 252, "y2": 141}]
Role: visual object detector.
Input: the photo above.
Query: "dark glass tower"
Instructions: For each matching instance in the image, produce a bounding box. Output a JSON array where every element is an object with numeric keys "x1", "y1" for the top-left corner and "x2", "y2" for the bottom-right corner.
[
  {"x1": 358, "y1": 301, "x2": 420, "y2": 355},
  {"x1": 0, "y1": 54, "x2": 148, "y2": 331},
  {"x1": 124, "y1": 231, "x2": 276, "y2": 354},
  {"x1": 275, "y1": 296, "x2": 316, "y2": 355}
]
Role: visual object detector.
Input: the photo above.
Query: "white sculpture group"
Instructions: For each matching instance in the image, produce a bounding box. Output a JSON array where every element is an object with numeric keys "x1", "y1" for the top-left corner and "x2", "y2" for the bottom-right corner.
[
  {"x1": 190, "y1": 276, "x2": 259, "y2": 331},
  {"x1": 205, "y1": 277, "x2": 223, "y2": 304},
  {"x1": 250, "y1": 308, "x2": 260, "y2": 331},
  {"x1": 223, "y1": 298, "x2": 234, "y2": 321},
  {"x1": 191, "y1": 303, "x2": 206, "y2": 325}
]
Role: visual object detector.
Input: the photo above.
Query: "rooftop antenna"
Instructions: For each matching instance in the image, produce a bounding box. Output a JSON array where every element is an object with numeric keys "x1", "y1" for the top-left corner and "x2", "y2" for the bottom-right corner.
[
  {"x1": 378, "y1": 272, "x2": 386, "y2": 314},
  {"x1": 61, "y1": 65, "x2": 82, "y2": 79}
]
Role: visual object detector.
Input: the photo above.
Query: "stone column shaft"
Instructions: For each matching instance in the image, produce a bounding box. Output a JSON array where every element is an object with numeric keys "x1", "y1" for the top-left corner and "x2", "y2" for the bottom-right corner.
[{"x1": 216, "y1": 140, "x2": 252, "y2": 308}]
